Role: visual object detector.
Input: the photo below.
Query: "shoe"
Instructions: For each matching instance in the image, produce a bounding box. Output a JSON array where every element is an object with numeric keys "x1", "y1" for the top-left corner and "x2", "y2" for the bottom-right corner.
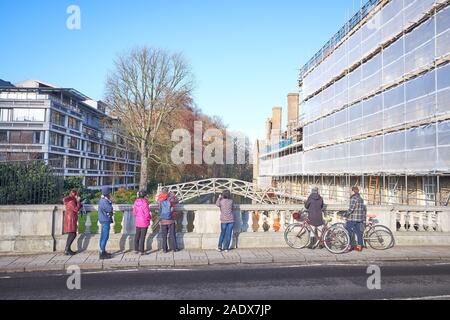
[
  {"x1": 64, "y1": 250, "x2": 76, "y2": 256},
  {"x1": 224, "y1": 250, "x2": 229, "y2": 253},
  {"x1": 355, "y1": 246, "x2": 363, "y2": 252},
  {"x1": 163, "y1": 250, "x2": 169, "y2": 254},
  {"x1": 99, "y1": 252, "x2": 111, "y2": 260},
  {"x1": 139, "y1": 252, "x2": 146, "y2": 256},
  {"x1": 173, "y1": 249, "x2": 180, "y2": 253},
  {"x1": 134, "y1": 250, "x2": 139, "y2": 254},
  {"x1": 217, "y1": 248, "x2": 222, "y2": 252}
]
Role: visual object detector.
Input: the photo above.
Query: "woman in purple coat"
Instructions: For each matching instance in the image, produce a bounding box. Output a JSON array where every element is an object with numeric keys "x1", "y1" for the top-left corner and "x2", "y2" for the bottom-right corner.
[{"x1": 304, "y1": 187, "x2": 324, "y2": 249}]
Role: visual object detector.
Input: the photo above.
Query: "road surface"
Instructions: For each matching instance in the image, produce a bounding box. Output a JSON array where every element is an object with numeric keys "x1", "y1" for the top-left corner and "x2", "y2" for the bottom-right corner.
[{"x1": 1, "y1": 261, "x2": 450, "y2": 300}]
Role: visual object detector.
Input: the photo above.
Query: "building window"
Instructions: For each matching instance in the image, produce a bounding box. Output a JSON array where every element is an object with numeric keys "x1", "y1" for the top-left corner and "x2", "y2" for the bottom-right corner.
[
  {"x1": 103, "y1": 161, "x2": 113, "y2": 171},
  {"x1": 12, "y1": 109, "x2": 45, "y2": 122},
  {"x1": 9, "y1": 131, "x2": 33, "y2": 144},
  {"x1": 66, "y1": 156, "x2": 79, "y2": 169},
  {"x1": 105, "y1": 146, "x2": 115, "y2": 157},
  {"x1": 0, "y1": 131, "x2": 7, "y2": 143},
  {"x1": 86, "y1": 177, "x2": 99, "y2": 187},
  {"x1": 86, "y1": 159, "x2": 99, "y2": 170},
  {"x1": 33, "y1": 131, "x2": 44, "y2": 144},
  {"x1": 0, "y1": 109, "x2": 11, "y2": 121},
  {"x1": 48, "y1": 154, "x2": 64, "y2": 168},
  {"x1": 50, "y1": 132, "x2": 64, "y2": 147},
  {"x1": 423, "y1": 176, "x2": 437, "y2": 205},
  {"x1": 51, "y1": 111, "x2": 65, "y2": 126},
  {"x1": 103, "y1": 176, "x2": 113, "y2": 185},
  {"x1": 86, "y1": 141, "x2": 99, "y2": 153},
  {"x1": 117, "y1": 149, "x2": 125, "y2": 158},
  {"x1": 67, "y1": 136, "x2": 80, "y2": 150},
  {"x1": 68, "y1": 117, "x2": 81, "y2": 131}
]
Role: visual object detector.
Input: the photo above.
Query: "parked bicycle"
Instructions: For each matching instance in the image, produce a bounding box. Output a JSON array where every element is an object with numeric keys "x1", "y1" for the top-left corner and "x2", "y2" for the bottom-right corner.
[
  {"x1": 334, "y1": 213, "x2": 395, "y2": 250},
  {"x1": 284, "y1": 210, "x2": 350, "y2": 254}
]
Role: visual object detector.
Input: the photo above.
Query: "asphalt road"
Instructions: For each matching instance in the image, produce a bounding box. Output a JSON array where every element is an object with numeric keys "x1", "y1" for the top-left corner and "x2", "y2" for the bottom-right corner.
[{"x1": 1, "y1": 262, "x2": 450, "y2": 300}]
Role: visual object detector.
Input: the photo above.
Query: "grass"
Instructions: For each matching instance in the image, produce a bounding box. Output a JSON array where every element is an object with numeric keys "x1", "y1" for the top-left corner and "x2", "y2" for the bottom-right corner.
[{"x1": 78, "y1": 211, "x2": 124, "y2": 234}]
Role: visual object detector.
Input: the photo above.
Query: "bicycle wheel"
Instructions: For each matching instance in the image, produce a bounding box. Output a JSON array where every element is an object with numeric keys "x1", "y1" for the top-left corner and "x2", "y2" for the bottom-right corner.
[
  {"x1": 366, "y1": 225, "x2": 395, "y2": 250},
  {"x1": 284, "y1": 223, "x2": 310, "y2": 249},
  {"x1": 323, "y1": 225, "x2": 350, "y2": 254}
]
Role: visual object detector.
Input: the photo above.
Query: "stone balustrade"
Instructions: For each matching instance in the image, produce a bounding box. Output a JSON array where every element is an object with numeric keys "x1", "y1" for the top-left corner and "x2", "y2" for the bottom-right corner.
[{"x1": 1, "y1": 203, "x2": 450, "y2": 253}]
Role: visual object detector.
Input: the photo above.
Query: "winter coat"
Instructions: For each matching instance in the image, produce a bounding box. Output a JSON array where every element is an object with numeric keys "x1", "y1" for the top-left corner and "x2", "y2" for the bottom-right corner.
[
  {"x1": 345, "y1": 193, "x2": 366, "y2": 222},
  {"x1": 133, "y1": 198, "x2": 151, "y2": 228},
  {"x1": 158, "y1": 193, "x2": 176, "y2": 225},
  {"x1": 98, "y1": 196, "x2": 114, "y2": 224},
  {"x1": 305, "y1": 193, "x2": 324, "y2": 227},
  {"x1": 63, "y1": 196, "x2": 81, "y2": 233},
  {"x1": 216, "y1": 197, "x2": 234, "y2": 223}
]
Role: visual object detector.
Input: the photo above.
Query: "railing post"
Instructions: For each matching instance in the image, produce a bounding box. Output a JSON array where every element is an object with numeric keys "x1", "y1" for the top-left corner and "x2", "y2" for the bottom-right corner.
[
  {"x1": 280, "y1": 211, "x2": 286, "y2": 231},
  {"x1": 427, "y1": 211, "x2": 435, "y2": 232},
  {"x1": 85, "y1": 211, "x2": 92, "y2": 235},
  {"x1": 417, "y1": 212, "x2": 425, "y2": 232},
  {"x1": 182, "y1": 211, "x2": 188, "y2": 233},
  {"x1": 408, "y1": 212, "x2": 416, "y2": 232},
  {"x1": 398, "y1": 211, "x2": 406, "y2": 232}
]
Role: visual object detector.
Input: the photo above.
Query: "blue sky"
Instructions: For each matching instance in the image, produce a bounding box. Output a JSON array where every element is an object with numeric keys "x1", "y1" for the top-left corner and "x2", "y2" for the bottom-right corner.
[{"x1": 0, "y1": 0, "x2": 362, "y2": 139}]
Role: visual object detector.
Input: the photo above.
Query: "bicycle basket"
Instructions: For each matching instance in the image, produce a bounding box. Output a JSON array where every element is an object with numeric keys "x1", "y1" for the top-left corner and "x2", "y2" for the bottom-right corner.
[{"x1": 292, "y1": 211, "x2": 308, "y2": 222}]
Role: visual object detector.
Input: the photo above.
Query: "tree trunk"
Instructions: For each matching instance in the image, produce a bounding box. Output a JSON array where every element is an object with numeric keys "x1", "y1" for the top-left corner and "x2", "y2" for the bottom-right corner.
[{"x1": 139, "y1": 154, "x2": 149, "y2": 191}]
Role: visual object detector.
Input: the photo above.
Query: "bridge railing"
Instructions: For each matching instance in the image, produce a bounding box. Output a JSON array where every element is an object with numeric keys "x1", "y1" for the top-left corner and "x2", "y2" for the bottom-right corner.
[{"x1": 76, "y1": 203, "x2": 450, "y2": 236}]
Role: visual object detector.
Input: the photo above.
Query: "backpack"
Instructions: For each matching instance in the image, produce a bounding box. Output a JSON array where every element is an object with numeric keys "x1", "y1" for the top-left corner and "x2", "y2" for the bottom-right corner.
[{"x1": 159, "y1": 199, "x2": 172, "y2": 220}]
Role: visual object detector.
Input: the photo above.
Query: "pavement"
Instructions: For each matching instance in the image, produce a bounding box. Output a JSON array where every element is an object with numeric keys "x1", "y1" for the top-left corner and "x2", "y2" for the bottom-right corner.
[{"x1": 1, "y1": 246, "x2": 450, "y2": 273}]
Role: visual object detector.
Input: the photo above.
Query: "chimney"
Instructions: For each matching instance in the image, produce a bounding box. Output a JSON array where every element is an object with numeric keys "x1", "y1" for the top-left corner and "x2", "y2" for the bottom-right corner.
[
  {"x1": 287, "y1": 93, "x2": 299, "y2": 128},
  {"x1": 271, "y1": 106, "x2": 282, "y2": 144}
]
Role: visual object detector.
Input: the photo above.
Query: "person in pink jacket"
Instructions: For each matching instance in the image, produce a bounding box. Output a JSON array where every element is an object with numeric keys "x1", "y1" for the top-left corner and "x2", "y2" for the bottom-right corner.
[{"x1": 133, "y1": 190, "x2": 151, "y2": 255}]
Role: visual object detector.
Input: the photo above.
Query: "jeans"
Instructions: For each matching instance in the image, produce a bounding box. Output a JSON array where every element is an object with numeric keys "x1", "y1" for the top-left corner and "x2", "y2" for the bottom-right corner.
[
  {"x1": 218, "y1": 223, "x2": 234, "y2": 250},
  {"x1": 160, "y1": 223, "x2": 176, "y2": 252},
  {"x1": 99, "y1": 223, "x2": 111, "y2": 253},
  {"x1": 135, "y1": 227, "x2": 148, "y2": 253},
  {"x1": 346, "y1": 221, "x2": 364, "y2": 247}
]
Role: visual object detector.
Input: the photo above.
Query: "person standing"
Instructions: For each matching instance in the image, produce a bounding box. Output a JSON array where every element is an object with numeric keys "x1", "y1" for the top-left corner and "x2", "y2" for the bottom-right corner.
[
  {"x1": 133, "y1": 190, "x2": 151, "y2": 255},
  {"x1": 63, "y1": 189, "x2": 81, "y2": 256},
  {"x1": 216, "y1": 190, "x2": 234, "y2": 253},
  {"x1": 344, "y1": 186, "x2": 366, "y2": 252},
  {"x1": 304, "y1": 187, "x2": 325, "y2": 249},
  {"x1": 98, "y1": 187, "x2": 114, "y2": 259},
  {"x1": 158, "y1": 188, "x2": 177, "y2": 253}
]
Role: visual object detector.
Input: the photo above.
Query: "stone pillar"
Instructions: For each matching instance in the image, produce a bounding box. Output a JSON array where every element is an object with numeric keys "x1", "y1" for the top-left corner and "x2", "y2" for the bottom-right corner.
[{"x1": 193, "y1": 207, "x2": 221, "y2": 234}]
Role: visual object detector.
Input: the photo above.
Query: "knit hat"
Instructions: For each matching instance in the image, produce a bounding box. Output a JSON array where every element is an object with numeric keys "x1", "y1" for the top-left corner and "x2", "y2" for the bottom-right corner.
[{"x1": 102, "y1": 186, "x2": 111, "y2": 196}]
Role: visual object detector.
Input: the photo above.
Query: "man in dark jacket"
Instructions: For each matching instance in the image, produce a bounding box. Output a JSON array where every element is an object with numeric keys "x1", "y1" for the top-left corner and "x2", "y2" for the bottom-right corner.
[
  {"x1": 98, "y1": 187, "x2": 114, "y2": 259},
  {"x1": 304, "y1": 187, "x2": 324, "y2": 249}
]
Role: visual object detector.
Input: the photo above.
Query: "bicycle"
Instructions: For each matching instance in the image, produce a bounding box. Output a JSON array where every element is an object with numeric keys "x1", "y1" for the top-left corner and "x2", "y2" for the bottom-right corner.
[
  {"x1": 284, "y1": 211, "x2": 350, "y2": 254},
  {"x1": 334, "y1": 213, "x2": 395, "y2": 250}
]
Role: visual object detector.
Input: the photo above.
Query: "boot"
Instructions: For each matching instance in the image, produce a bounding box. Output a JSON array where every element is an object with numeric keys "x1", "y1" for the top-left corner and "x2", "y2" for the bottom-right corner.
[
  {"x1": 99, "y1": 251, "x2": 111, "y2": 260},
  {"x1": 64, "y1": 249, "x2": 75, "y2": 256}
]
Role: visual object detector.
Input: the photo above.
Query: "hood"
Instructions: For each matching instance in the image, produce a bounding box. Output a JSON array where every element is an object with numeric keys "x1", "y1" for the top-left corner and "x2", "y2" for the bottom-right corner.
[
  {"x1": 63, "y1": 196, "x2": 74, "y2": 205},
  {"x1": 135, "y1": 198, "x2": 148, "y2": 206},
  {"x1": 158, "y1": 193, "x2": 169, "y2": 202},
  {"x1": 308, "y1": 193, "x2": 322, "y2": 201}
]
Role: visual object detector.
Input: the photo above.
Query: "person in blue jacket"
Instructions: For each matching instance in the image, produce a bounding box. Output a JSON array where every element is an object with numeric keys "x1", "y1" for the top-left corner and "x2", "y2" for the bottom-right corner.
[{"x1": 98, "y1": 186, "x2": 114, "y2": 260}]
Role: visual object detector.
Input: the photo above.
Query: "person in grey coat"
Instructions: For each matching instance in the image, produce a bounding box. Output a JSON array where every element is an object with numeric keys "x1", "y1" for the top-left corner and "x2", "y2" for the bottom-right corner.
[{"x1": 304, "y1": 187, "x2": 324, "y2": 249}]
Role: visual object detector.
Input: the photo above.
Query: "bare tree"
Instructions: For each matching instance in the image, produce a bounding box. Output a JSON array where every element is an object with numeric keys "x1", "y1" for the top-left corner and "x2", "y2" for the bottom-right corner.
[{"x1": 105, "y1": 46, "x2": 194, "y2": 190}]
